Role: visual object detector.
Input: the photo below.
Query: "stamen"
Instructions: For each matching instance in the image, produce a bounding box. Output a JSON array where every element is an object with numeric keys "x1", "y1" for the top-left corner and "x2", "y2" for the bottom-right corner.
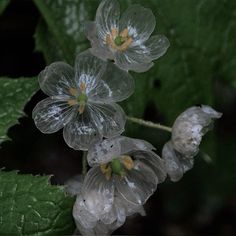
[
  {"x1": 106, "y1": 35, "x2": 112, "y2": 45},
  {"x1": 106, "y1": 27, "x2": 132, "y2": 52},
  {"x1": 121, "y1": 155, "x2": 134, "y2": 170},
  {"x1": 69, "y1": 85, "x2": 88, "y2": 114},
  {"x1": 119, "y1": 38, "x2": 133, "y2": 51},
  {"x1": 69, "y1": 88, "x2": 78, "y2": 96},
  {"x1": 100, "y1": 164, "x2": 112, "y2": 180},
  {"x1": 120, "y1": 28, "x2": 129, "y2": 38},
  {"x1": 111, "y1": 28, "x2": 118, "y2": 38},
  {"x1": 68, "y1": 99, "x2": 78, "y2": 106},
  {"x1": 106, "y1": 35, "x2": 118, "y2": 49},
  {"x1": 79, "y1": 82, "x2": 86, "y2": 92}
]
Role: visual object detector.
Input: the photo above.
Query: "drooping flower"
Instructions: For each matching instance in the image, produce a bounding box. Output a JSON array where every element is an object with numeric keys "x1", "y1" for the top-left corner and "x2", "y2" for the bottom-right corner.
[
  {"x1": 33, "y1": 51, "x2": 134, "y2": 150},
  {"x1": 73, "y1": 188, "x2": 145, "y2": 236},
  {"x1": 65, "y1": 174, "x2": 145, "y2": 236},
  {"x1": 85, "y1": 0, "x2": 170, "y2": 72},
  {"x1": 162, "y1": 105, "x2": 222, "y2": 182}
]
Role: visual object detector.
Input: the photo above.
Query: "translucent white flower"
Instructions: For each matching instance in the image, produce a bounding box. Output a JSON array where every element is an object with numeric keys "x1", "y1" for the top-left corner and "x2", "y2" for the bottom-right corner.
[
  {"x1": 85, "y1": 0, "x2": 170, "y2": 72},
  {"x1": 33, "y1": 51, "x2": 134, "y2": 150},
  {"x1": 68, "y1": 136, "x2": 165, "y2": 235},
  {"x1": 162, "y1": 105, "x2": 222, "y2": 182},
  {"x1": 85, "y1": 136, "x2": 166, "y2": 207},
  {"x1": 67, "y1": 174, "x2": 145, "y2": 235},
  {"x1": 73, "y1": 190, "x2": 145, "y2": 236}
]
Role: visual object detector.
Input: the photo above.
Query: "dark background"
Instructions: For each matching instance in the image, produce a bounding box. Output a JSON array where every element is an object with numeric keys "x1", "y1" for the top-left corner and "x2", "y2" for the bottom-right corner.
[{"x1": 0, "y1": 0, "x2": 236, "y2": 235}]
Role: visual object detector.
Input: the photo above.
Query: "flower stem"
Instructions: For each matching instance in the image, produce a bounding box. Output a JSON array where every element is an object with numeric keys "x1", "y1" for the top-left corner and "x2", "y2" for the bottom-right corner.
[
  {"x1": 82, "y1": 151, "x2": 88, "y2": 175},
  {"x1": 127, "y1": 116, "x2": 172, "y2": 133}
]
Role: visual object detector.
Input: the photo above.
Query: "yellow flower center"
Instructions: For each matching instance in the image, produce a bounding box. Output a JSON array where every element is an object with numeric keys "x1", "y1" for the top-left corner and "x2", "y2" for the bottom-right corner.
[
  {"x1": 100, "y1": 155, "x2": 134, "y2": 180},
  {"x1": 106, "y1": 28, "x2": 133, "y2": 52},
  {"x1": 67, "y1": 82, "x2": 88, "y2": 114}
]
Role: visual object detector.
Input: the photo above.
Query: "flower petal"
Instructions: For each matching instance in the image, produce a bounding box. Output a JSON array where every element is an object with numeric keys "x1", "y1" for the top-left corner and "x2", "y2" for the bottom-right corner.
[
  {"x1": 116, "y1": 36, "x2": 169, "y2": 71},
  {"x1": 73, "y1": 222, "x2": 95, "y2": 236},
  {"x1": 63, "y1": 108, "x2": 102, "y2": 151},
  {"x1": 89, "y1": 102, "x2": 126, "y2": 138},
  {"x1": 82, "y1": 166, "x2": 115, "y2": 217},
  {"x1": 87, "y1": 137, "x2": 122, "y2": 166},
  {"x1": 75, "y1": 51, "x2": 107, "y2": 94},
  {"x1": 115, "y1": 160, "x2": 158, "y2": 205},
  {"x1": 171, "y1": 105, "x2": 222, "y2": 157},
  {"x1": 73, "y1": 195, "x2": 98, "y2": 230},
  {"x1": 120, "y1": 4, "x2": 156, "y2": 45},
  {"x1": 100, "y1": 197, "x2": 126, "y2": 226},
  {"x1": 118, "y1": 136, "x2": 155, "y2": 154},
  {"x1": 115, "y1": 51, "x2": 153, "y2": 72},
  {"x1": 201, "y1": 105, "x2": 222, "y2": 119},
  {"x1": 95, "y1": 0, "x2": 120, "y2": 43},
  {"x1": 101, "y1": 193, "x2": 135, "y2": 227},
  {"x1": 91, "y1": 222, "x2": 114, "y2": 236},
  {"x1": 38, "y1": 62, "x2": 75, "y2": 96},
  {"x1": 115, "y1": 192, "x2": 146, "y2": 217},
  {"x1": 88, "y1": 62, "x2": 134, "y2": 102},
  {"x1": 134, "y1": 150, "x2": 167, "y2": 183},
  {"x1": 162, "y1": 141, "x2": 194, "y2": 182},
  {"x1": 32, "y1": 97, "x2": 76, "y2": 134},
  {"x1": 144, "y1": 35, "x2": 170, "y2": 60},
  {"x1": 87, "y1": 136, "x2": 155, "y2": 166},
  {"x1": 84, "y1": 21, "x2": 114, "y2": 60}
]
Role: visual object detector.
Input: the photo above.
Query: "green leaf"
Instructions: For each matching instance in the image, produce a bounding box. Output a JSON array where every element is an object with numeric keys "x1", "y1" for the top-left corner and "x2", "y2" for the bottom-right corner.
[
  {"x1": 34, "y1": 19, "x2": 65, "y2": 64},
  {"x1": 0, "y1": 77, "x2": 39, "y2": 143},
  {"x1": 34, "y1": 0, "x2": 100, "y2": 64},
  {"x1": 0, "y1": 170, "x2": 75, "y2": 235},
  {"x1": 0, "y1": 0, "x2": 10, "y2": 15},
  {"x1": 146, "y1": 0, "x2": 236, "y2": 122}
]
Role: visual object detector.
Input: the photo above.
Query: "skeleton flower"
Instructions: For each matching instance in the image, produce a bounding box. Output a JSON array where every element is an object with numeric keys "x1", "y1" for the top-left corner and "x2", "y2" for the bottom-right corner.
[
  {"x1": 83, "y1": 136, "x2": 166, "y2": 210},
  {"x1": 85, "y1": 0, "x2": 170, "y2": 72},
  {"x1": 71, "y1": 179, "x2": 145, "y2": 236},
  {"x1": 33, "y1": 51, "x2": 134, "y2": 150},
  {"x1": 162, "y1": 105, "x2": 222, "y2": 182}
]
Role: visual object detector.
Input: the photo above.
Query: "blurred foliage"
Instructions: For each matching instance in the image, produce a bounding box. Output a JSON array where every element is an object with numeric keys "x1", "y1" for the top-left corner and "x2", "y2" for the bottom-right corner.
[
  {"x1": 34, "y1": 0, "x2": 100, "y2": 65},
  {"x1": 0, "y1": 170, "x2": 75, "y2": 235},
  {"x1": 0, "y1": 77, "x2": 38, "y2": 143},
  {"x1": 0, "y1": 0, "x2": 10, "y2": 15}
]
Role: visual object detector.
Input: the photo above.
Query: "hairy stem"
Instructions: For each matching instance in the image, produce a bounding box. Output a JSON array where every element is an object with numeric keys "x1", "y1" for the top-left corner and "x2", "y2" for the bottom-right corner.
[
  {"x1": 82, "y1": 151, "x2": 88, "y2": 175},
  {"x1": 127, "y1": 116, "x2": 172, "y2": 133}
]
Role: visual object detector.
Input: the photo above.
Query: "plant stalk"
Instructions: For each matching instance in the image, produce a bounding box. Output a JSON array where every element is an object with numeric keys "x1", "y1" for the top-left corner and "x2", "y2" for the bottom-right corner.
[{"x1": 127, "y1": 116, "x2": 172, "y2": 133}]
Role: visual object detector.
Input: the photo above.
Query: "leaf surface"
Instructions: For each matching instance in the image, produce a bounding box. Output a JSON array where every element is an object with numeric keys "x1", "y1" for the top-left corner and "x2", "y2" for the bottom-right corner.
[
  {"x1": 0, "y1": 77, "x2": 39, "y2": 143},
  {"x1": 0, "y1": 170, "x2": 75, "y2": 235}
]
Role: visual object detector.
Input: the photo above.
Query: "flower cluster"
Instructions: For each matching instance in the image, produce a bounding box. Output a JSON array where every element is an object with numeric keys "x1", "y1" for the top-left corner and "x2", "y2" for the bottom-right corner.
[{"x1": 32, "y1": 0, "x2": 221, "y2": 235}]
